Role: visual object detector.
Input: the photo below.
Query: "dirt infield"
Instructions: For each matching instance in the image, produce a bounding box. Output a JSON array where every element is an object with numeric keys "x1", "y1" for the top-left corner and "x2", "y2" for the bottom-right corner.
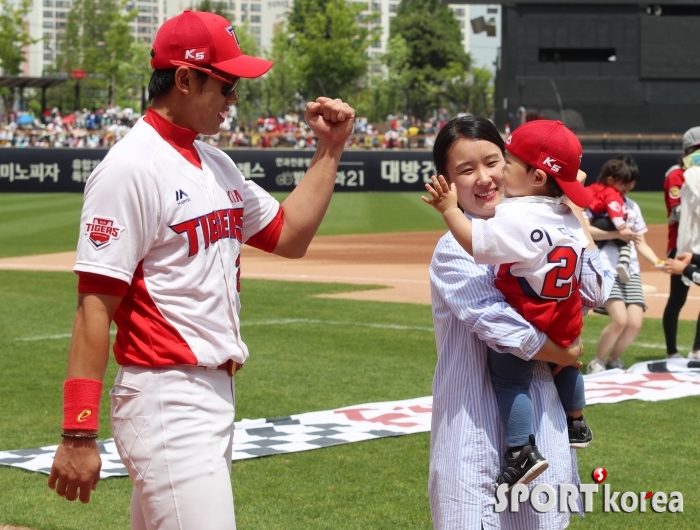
[{"x1": 1, "y1": 225, "x2": 699, "y2": 320}]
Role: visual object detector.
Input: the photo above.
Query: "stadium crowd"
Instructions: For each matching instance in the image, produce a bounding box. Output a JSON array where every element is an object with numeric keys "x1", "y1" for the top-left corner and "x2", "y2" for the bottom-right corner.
[{"x1": 0, "y1": 106, "x2": 450, "y2": 150}]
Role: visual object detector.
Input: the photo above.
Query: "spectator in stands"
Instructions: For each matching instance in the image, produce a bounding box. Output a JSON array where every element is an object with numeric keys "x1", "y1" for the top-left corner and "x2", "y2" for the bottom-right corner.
[{"x1": 662, "y1": 126, "x2": 700, "y2": 360}]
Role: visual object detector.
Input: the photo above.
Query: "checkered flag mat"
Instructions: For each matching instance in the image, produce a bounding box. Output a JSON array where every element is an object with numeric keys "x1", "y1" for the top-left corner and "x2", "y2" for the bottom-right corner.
[
  {"x1": 3, "y1": 360, "x2": 698, "y2": 480},
  {"x1": 0, "y1": 396, "x2": 433, "y2": 479}
]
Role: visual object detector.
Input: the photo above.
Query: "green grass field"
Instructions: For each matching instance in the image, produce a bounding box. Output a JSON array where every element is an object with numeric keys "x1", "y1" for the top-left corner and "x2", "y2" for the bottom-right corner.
[
  {"x1": 0, "y1": 191, "x2": 696, "y2": 529},
  {"x1": 0, "y1": 191, "x2": 668, "y2": 259}
]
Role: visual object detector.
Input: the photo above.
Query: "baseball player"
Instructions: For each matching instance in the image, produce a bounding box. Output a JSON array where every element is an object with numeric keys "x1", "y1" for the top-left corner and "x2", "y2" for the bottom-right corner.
[
  {"x1": 662, "y1": 126, "x2": 700, "y2": 360},
  {"x1": 423, "y1": 120, "x2": 607, "y2": 488},
  {"x1": 47, "y1": 10, "x2": 354, "y2": 529}
]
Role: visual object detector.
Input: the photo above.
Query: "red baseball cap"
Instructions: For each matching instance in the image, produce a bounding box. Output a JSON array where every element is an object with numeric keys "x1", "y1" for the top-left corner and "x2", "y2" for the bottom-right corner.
[
  {"x1": 505, "y1": 120, "x2": 592, "y2": 208},
  {"x1": 151, "y1": 10, "x2": 273, "y2": 79}
]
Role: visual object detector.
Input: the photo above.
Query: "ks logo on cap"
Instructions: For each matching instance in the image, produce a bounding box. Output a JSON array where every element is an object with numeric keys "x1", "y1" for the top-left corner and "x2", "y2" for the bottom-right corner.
[
  {"x1": 537, "y1": 152, "x2": 566, "y2": 173},
  {"x1": 86, "y1": 217, "x2": 124, "y2": 250},
  {"x1": 181, "y1": 47, "x2": 209, "y2": 61}
]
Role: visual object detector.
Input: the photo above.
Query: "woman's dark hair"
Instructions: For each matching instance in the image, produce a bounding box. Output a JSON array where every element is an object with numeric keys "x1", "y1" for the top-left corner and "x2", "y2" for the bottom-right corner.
[
  {"x1": 432, "y1": 116, "x2": 505, "y2": 179},
  {"x1": 147, "y1": 68, "x2": 209, "y2": 102},
  {"x1": 597, "y1": 159, "x2": 631, "y2": 185},
  {"x1": 615, "y1": 154, "x2": 640, "y2": 183}
]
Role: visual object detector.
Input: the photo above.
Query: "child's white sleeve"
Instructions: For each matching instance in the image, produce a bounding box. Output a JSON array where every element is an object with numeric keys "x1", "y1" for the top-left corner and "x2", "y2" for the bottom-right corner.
[{"x1": 472, "y1": 214, "x2": 540, "y2": 265}]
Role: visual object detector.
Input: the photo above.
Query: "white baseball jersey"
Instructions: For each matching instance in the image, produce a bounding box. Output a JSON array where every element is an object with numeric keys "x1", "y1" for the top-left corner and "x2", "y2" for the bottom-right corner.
[
  {"x1": 74, "y1": 117, "x2": 279, "y2": 368},
  {"x1": 471, "y1": 196, "x2": 589, "y2": 298}
]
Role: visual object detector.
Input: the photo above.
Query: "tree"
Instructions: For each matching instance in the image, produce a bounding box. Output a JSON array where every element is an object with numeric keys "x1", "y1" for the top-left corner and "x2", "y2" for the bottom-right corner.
[
  {"x1": 193, "y1": 0, "x2": 229, "y2": 20},
  {"x1": 0, "y1": 0, "x2": 35, "y2": 75},
  {"x1": 232, "y1": 23, "x2": 265, "y2": 127},
  {"x1": 467, "y1": 66, "x2": 494, "y2": 118},
  {"x1": 287, "y1": 0, "x2": 379, "y2": 101},
  {"x1": 264, "y1": 23, "x2": 301, "y2": 117},
  {"x1": 54, "y1": 0, "x2": 140, "y2": 109},
  {"x1": 388, "y1": 0, "x2": 469, "y2": 119},
  {"x1": 0, "y1": 0, "x2": 36, "y2": 117}
]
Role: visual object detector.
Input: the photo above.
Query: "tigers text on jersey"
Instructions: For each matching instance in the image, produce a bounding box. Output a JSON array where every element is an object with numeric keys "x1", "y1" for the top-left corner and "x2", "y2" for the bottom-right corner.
[
  {"x1": 74, "y1": 118, "x2": 279, "y2": 368},
  {"x1": 471, "y1": 196, "x2": 589, "y2": 347}
]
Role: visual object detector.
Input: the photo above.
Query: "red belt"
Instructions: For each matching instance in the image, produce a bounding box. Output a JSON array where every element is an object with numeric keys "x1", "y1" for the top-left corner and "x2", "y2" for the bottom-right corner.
[{"x1": 217, "y1": 360, "x2": 242, "y2": 376}]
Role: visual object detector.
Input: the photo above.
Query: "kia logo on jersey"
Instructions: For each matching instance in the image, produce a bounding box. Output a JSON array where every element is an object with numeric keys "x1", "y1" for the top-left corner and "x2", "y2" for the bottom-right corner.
[{"x1": 85, "y1": 217, "x2": 124, "y2": 250}]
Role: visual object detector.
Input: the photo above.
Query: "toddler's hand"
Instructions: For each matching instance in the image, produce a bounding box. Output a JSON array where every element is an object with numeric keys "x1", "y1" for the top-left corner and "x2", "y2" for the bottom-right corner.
[{"x1": 422, "y1": 175, "x2": 459, "y2": 214}]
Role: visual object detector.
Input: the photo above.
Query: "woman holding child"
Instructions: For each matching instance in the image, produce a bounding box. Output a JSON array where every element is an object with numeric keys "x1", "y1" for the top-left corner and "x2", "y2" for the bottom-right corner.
[
  {"x1": 583, "y1": 156, "x2": 664, "y2": 373},
  {"x1": 426, "y1": 117, "x2": 613, "y2": 529}
]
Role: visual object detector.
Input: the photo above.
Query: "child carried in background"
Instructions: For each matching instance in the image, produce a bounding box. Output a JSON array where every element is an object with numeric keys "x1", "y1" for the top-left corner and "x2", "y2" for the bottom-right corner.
[
  {"x1": 422, "y1": 120, "x2": 597, "y2": 490},
  {"x1": 586, "y1": 160, "x2": 634, "y2": 283}
]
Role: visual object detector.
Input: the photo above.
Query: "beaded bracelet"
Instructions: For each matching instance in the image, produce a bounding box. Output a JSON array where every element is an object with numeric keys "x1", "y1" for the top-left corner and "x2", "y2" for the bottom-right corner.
[{"x1": 61, "y1": 432, "x2": 99, "y2": 439}]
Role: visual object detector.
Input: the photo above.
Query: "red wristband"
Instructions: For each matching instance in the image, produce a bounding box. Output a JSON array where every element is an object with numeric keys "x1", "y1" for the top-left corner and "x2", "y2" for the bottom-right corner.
[{"x1": 62, "y1": 378, "x2": 103, "y2": 431}]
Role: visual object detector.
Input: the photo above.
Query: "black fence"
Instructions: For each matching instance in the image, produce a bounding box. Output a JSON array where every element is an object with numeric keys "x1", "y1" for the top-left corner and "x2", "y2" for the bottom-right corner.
[{"x1": 0, "y1": 148, "x2": 680, "y2": 193}]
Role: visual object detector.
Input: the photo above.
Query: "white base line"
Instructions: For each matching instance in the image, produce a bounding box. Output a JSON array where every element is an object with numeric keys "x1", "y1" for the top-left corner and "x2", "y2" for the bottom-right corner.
[
  {"x1": 12, "y1": 320, "x2": 690, "y2": 350},
  {"x1": 243, "y1": 273, "x2": 428, "y2": 284},
  {"x1": 13, "y1": 320, "x2": 434, "y2": 341}
]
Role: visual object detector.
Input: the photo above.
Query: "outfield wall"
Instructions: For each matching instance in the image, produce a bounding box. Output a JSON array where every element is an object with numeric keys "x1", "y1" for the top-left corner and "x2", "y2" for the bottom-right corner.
[{"x1": 0, "y1": 148, "x2": 679, "y2": 193}]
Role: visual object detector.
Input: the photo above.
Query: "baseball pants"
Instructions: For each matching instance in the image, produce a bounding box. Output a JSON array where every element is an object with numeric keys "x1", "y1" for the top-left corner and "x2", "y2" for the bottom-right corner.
[{"x1": 110, "y1": 365, "x2": 237, "y2": 530}]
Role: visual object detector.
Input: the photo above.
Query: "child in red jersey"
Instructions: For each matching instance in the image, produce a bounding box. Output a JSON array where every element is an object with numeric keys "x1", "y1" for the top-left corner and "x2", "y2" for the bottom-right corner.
[{"x1": 586, "y1": 159, "x2": 634, "y2": 283}]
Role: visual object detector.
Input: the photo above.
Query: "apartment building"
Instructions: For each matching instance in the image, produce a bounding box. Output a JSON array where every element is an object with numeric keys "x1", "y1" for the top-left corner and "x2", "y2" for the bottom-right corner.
[
  {"x1": 17, "y1": 0, "x2": 471, "y2": 76},
  {"x1": 20, "y1": 0, "x2": 164, "y2": 77}
]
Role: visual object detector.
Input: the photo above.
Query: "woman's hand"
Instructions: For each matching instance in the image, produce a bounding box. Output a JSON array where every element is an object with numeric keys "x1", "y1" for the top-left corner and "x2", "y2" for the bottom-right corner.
[
  {"x1": 533, "y1": 336, "x2": 584, "y2": 370},
  {"x1": 617, "y1": 226, "x2": 635, "y2": 243},
  {"x1": 551, "y1": 336, "x2": 584, "y2": 376}
]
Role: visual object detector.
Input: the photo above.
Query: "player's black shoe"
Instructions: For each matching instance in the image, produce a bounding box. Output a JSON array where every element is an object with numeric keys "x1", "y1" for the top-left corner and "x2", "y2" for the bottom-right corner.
[
  {"x1": 495, "y1": 434, "x2": 549, "y2": 490},
  {"x1": 568, "y1": 415, "x2": 593, "y2": 449}
]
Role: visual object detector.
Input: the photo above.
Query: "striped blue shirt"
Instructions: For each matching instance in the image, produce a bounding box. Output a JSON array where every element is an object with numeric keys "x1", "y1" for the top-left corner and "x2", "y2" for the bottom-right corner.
[{"x1": 428, "y1": 231, "x2": 614, "y2": 530}]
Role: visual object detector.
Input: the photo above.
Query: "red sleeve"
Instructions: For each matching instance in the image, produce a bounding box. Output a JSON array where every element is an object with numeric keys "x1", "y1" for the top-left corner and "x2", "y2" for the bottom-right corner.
[
  {"x1": 664, "y1": 168, "x2": 685, "y2": 212},
  {"x1": 77, "y1": 271, "x2": 129, "y2": 297},
  {"x1": 245, "y1": 207, "x2": 284, "y2": 253},
  {"x1": 602, "y1": 187, "x2": 625, "y2": 219}
]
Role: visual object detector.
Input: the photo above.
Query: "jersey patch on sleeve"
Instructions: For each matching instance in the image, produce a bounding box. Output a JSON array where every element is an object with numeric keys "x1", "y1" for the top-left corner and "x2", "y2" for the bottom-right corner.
[
  {"x1": 669, "y1": 186, "x2": 681, "y2": 199},
  {"x1": 85, "y1": 217, "x2": 124, "y2": 250}
]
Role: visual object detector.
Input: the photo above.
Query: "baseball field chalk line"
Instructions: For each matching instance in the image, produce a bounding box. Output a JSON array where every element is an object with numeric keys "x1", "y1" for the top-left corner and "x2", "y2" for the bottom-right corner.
[
  {"x1": 243, "y1": 318, "x2": 434, "y2": 332},
  {"x1": 12, "y1": 321, "x2": 433, "y2": 342},
  {"x1": 14, "y1": 330, "x2": 117, "y2": 342},
  {"x1": 244, "y1": 273, "x2": 428, "y2": 284},
  {"x1": 12, "y1": 322, "x2": 687, "y2": 351}
]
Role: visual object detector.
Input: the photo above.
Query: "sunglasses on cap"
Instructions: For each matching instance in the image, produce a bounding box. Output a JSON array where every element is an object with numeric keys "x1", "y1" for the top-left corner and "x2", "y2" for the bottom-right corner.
[{"x1": 171, "y1": 61, "x2": 241, "y2": 97}]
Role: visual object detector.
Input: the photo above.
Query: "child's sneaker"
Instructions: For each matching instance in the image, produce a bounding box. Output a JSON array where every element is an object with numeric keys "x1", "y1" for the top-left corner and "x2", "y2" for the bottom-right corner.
[
  {"x1": 495, "y1": 435, "x2": 549, "y2": 489},
  {"x1": 587, "y1": 358, "x2": 606, "y2": 374},
  {"x1": 688, "y1": 351, "x2": 700, "y2": 360},
  {"x1": 616, "y1": 262, "x2": 631, "y2": 284},
  {"x1": 605, "y1": 358, "x2": 625, "y2": 370},
  {"x1": 667, "y1": 353, "x2": 684, "y2": 359},
  {"x1": 568, "y1": 416, "x2": 593, "y2": 449}
]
